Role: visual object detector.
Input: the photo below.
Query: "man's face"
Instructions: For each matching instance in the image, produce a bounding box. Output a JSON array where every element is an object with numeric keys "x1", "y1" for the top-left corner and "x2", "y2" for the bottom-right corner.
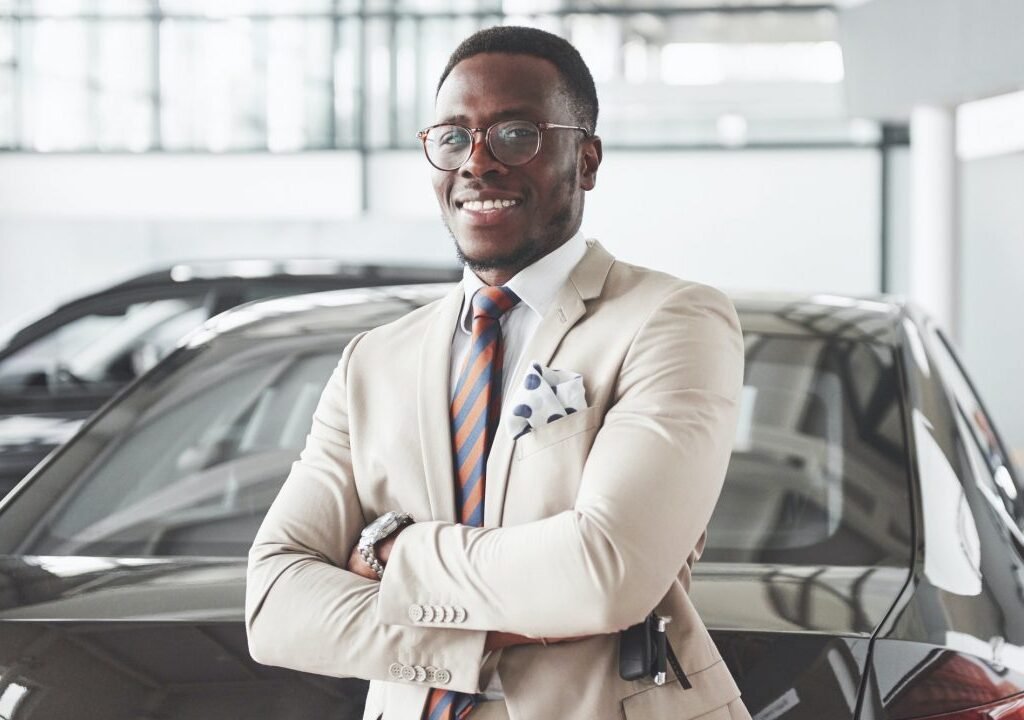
[{"x1": 430, "y1": 52, "x2": 601, "y2": 279}]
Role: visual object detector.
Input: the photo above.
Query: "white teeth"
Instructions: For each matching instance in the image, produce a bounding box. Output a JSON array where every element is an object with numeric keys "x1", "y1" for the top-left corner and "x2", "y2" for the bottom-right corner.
[{"x1": 461, "y1": 198, "x2": 518, "y2": 212}]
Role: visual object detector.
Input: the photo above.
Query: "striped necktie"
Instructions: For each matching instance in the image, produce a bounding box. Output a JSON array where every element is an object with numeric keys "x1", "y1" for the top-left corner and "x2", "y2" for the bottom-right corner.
[{"x1": 424, "y1": 285, "x2": 520, "y2": 720}]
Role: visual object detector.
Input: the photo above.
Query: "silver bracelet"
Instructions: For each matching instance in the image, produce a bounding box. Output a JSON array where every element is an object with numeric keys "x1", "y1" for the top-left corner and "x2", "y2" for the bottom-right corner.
[{"x1": 359, "y1": 545, "x2": 385, "y2": 578}]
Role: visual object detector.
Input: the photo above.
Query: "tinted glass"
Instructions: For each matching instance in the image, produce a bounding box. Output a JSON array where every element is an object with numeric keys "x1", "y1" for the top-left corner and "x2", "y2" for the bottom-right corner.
[
  {"x1": 704, "y1": 334, "x2": 912, "y2": 566},
  {"x1": 930, "y1": 330, "x2": 1024, "y2": 532},
  {"x1": 10, "y1": 330, "x2": 911, "y2": 564},
  {"x1": 0, "y1": 295, "x2": 208, "y2": 396},
  {"x1": 16, "y1": 335, "x2": 346, "y2": 557}
]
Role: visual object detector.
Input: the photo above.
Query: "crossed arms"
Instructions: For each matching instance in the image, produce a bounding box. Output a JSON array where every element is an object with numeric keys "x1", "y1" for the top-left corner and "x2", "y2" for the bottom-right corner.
[{"x1": 245, "y1": 282, "x2": 744, "y2": 694}]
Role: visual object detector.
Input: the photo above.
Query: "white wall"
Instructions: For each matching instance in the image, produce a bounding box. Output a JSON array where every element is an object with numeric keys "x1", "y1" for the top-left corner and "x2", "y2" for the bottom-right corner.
[
  {"x1": 959, "y1": 151, "x2": 1024, "y2": 463},
  {"x1": 0, "y1": 147, "x2": 883, "y2": 328}
]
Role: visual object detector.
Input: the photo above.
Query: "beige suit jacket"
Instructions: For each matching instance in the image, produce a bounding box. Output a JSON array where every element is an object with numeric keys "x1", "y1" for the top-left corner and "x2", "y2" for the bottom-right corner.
[{"x1": 246, "y1": 240, "x2": 749, "y2": 720}]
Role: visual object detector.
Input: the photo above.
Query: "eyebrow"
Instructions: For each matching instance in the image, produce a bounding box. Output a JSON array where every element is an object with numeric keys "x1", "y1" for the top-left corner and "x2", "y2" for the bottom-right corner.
[{"x1": 439, "y1": 108, "x2": 538, "y2": 125}]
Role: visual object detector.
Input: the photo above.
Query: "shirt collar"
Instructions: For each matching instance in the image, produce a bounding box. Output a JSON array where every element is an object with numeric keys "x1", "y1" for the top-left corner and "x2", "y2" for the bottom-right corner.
[{"x1": 457, "y1": 230, "x2": 587, "y2": 335}]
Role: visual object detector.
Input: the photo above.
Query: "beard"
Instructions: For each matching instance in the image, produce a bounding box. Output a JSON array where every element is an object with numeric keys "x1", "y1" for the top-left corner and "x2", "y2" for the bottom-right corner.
[{"x1": 444, "y1": 166, "x2": 578, "y2": 275}]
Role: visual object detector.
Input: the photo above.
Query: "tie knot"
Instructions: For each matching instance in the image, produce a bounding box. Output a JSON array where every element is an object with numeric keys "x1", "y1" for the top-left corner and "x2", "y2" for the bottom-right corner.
[{"x1": 472, "y1": 286, "x2": 520, "y2": 320}]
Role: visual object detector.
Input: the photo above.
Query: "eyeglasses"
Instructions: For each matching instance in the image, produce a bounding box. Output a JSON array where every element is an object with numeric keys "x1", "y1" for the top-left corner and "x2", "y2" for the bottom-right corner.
[{"x1": 416, "y1": 119, "x2": 590, "y2": 172}]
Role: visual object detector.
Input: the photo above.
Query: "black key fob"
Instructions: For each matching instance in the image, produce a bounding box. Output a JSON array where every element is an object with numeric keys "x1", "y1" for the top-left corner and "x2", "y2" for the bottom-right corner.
[{"x1": 618, "y1": 614, "x2": 655, "y2": 681}]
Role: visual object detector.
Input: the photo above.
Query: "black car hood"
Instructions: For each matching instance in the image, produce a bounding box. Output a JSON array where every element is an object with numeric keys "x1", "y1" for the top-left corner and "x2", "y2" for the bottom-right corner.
[
  {"x1": 0, "y1": 557, "x2": 911, "y2": 720},
  {"x1": 0, "y1": 556, "x2": 245, "y2": 621},
  {"x1": 0, "y1": 558, "x2": 910, "y2": 629}
]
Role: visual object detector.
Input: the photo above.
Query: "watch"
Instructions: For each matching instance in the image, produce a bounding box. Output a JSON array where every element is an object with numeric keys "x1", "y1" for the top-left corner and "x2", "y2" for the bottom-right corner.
[{"x1": 358, "y1": 511, "x2": 414, "y2": 578}]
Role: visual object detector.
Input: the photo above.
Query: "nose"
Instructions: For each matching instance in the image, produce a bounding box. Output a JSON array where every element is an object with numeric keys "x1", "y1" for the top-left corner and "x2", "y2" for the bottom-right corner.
[{"x1": 459, "y1": 129, "x2": 508, "y2": 178}]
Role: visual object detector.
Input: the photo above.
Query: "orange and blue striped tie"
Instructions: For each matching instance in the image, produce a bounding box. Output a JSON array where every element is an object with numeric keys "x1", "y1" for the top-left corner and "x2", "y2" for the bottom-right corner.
[{"x1": 424, "y1": 285, "x2": 520, "y2": 720}]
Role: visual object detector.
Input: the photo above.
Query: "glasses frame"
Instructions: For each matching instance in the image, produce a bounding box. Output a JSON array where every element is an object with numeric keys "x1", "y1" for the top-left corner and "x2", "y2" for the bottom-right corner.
[{"x1": 416, "y1": 120, "x2": 591, "y2": 171}]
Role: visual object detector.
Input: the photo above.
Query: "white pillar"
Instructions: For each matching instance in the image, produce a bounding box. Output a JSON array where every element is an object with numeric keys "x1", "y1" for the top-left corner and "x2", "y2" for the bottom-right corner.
[{"x1": 909, "y1": 105, "x2": 959, "y2": 339}]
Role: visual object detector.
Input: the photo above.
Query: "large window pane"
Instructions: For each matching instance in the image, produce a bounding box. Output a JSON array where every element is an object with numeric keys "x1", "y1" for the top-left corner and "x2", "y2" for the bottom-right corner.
[
  {"x1": 160, "y1": 16, "x2": 331, "y2": 151},
  {"x1": 160, "y1": 18, "x2": 267, "y2": 151},
  {"x1": 95, "y1": 20, "x2": 154, "y2": 151},
  {"x1": 20, "y1": 19, "x2": 93, "y2": 150},
  {"x1": 333, "y1": 18, "x2": 360, "y2": 147},
  {"x1": 0, "y1": 19, "x2": 14, "y2": 148},
  {"x1": 265, "y1": 17, "x2": 332, "y2": 151}
]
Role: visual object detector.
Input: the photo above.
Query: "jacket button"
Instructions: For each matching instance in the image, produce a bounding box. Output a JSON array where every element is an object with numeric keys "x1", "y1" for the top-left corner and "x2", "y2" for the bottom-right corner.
[
  {"x1": 453, "y1": 607, "x2": 466, "y2": 624},
  {"x1": 425, "y1": 666, "x2": 438, "y2": 683},
  {"x1": 408, "y1": 605, "x2": 424, "y2": 622},
  {"x1": 442, "y1": 606, "x2": 455, "y2": 623},
  {"x1": 432, "y1": 605, "x2": 445, "y2": 621},
  {"x1": 389, "y1": 663, "x2": 403, "y2": 679},
  {"x1": 400, "y1": 665, "x2": 417, "y2": 682},
  {"x1": 435, "y1": 668, "x2": 451, "y2": 685},
  {"x1": 422, "y1": 605, "x2": 435, "y2": 622},
  {"x1": 414, "y1": 665, "x2": 427, "y2": 682}
]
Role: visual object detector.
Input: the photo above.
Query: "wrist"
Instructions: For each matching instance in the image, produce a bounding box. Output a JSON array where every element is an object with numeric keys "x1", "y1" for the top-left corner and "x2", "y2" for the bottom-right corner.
[{"x1": 357, "y1": 511, "x2": 413, "y2": 578}]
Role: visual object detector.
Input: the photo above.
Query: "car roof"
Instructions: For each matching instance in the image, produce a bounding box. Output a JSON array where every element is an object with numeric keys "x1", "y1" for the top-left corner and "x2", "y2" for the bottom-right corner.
[
  {"x1": 181, "y1": 284, "x2": 915, "y2": 349},
  {"x1": 105, "y1": 258, "x2": 462, "y2": 289}
]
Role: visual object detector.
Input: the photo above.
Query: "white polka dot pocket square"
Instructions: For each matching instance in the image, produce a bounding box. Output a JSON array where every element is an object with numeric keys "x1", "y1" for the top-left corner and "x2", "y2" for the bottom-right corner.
[{"x1": 507, "y1": 360, "x2": 587, "y2": 440}]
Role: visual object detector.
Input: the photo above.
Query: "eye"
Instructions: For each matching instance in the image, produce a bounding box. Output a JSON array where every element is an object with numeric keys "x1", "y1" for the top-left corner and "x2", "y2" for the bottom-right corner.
[
  {"x1": 498, "y1": 124, "x2": 539, "y2": 142},
  {"x1": 436, "y1": 128, "x2": 470, "y2": 147}
]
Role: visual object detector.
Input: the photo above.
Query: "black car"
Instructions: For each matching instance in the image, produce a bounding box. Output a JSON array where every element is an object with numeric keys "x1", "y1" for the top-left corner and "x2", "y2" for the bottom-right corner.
[
  {"x1": 0, "y1": 286, "x2": 1022, "y2": 720},
  {"x1": 0, "y1": 260, "x2": 460, "y2": 497}
]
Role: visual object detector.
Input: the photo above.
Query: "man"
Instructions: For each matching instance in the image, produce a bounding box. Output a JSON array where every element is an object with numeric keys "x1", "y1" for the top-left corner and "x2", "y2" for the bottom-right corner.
[{"x1": 246, "y1": 25, "x2": 748, "y2": 720}]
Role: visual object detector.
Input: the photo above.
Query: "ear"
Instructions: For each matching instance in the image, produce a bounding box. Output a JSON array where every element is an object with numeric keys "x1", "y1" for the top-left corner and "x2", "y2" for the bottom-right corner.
[{"x1": 579, "y1": 135, "x2": 602, "y2": 191}]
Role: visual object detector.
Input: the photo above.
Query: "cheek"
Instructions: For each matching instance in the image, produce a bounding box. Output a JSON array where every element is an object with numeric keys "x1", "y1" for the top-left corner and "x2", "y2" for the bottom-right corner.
[{"x1": 432, "y1": 175, "x2": 452, "y2": 207}]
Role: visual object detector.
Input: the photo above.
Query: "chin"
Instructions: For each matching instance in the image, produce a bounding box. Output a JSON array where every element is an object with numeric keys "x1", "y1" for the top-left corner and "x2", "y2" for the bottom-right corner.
[{"x1": 454, "y1": 235, "x2": 539, "y2": 274}]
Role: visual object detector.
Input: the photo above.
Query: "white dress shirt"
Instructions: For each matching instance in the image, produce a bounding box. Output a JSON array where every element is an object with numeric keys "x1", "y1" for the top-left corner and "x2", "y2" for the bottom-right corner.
[
  {"x1": 449, "y1": 230, "x2": 588, "y2": 404},
  {"x1": 448, "y1": 229, "x2": 587, "y2": 700}
]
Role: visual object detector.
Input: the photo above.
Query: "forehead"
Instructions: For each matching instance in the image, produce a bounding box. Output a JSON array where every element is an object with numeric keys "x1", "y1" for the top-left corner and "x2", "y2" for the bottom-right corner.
[{"x1": 435, "y1": 52, "x2": 570, "y2": 123}]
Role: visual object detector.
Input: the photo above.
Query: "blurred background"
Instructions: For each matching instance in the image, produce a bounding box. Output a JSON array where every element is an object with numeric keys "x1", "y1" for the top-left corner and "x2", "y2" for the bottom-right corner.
[{"x1": 0, "y1": 0, "x2": 1021, "y2": 459}]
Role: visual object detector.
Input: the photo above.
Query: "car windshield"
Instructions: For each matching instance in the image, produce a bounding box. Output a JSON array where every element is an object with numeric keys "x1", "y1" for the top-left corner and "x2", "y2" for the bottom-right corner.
[
  {"x1": 4, "y1": 325, "x2": 911, "y2": 566},
  {"x1": 0, "y1": 296, "x2": 209, "y2": 396}
]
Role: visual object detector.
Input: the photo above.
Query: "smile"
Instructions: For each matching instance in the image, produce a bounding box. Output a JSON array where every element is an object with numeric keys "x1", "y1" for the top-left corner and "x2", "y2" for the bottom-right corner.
[{"x1": 459, "y1": 199, "x2": 520, "y2": 212}]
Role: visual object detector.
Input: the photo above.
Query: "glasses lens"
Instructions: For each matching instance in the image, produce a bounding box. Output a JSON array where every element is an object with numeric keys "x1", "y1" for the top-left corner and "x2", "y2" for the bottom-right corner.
[
  {"x1": 489, "y1": 121, "x2": 541, "y2": 166},
  {"x1": 425, "y1": 125, "x2": 472, "y2": 170}
]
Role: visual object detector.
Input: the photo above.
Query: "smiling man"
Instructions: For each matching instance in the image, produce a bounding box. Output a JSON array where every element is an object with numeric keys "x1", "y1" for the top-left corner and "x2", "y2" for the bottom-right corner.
[{"x1": 247, "y1": 26, "x2": 749, "y2": 720}]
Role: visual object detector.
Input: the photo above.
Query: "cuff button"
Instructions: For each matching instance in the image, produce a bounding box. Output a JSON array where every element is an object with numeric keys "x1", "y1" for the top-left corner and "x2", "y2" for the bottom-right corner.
[
  {"x1": 435, "y1": 668, "x2": 451, "y2": 685},
  {"x1": 442, "y1": 606, "x2": 455, "y2": 623},
  {"x1": 414, "y1": 665, "x2": 427, "y2": 682},
  {"x1": 422, "y1": 605, "x2": 435, "y2": 623},
  {"x1": 453, "y1": 607, "x2": 467, "y2": 624},
  {"x1": 400, "y1": 665, "x2": 417, "y2": 682},
  {"x1": 389, "y1": 663, "x2": 403, "y2": 679},
  {"x1": 408, "y1": 605, "x2": 424, "y2": 623}
]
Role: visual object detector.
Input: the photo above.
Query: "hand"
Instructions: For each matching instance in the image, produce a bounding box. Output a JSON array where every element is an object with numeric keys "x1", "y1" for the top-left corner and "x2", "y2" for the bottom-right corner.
[
  {"x1": 346, "y1": 526, "x2": 408, "y2": 581},
  {"x1": 484, "y1": 631, "x2": 590, "y2": 651}
]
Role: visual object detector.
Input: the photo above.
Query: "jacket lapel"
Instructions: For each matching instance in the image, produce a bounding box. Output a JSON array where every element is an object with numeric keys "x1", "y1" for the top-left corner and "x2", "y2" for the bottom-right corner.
[
  {"x1": 417, "y1": 284, "x2": 463, "y2": 523},
  {"x1": 483, "y1": 240, "x2": 615, "y2": 527}
]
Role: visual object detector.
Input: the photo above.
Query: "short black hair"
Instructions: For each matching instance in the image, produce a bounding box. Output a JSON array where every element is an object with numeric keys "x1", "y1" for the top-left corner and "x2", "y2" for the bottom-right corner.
[{"x1": 437, "y1": 25, "x2": 599, "y2": 134}]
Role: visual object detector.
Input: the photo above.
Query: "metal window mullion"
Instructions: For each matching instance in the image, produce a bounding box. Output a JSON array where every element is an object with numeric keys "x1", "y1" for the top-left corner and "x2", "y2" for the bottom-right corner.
[
  {"x1": 12, "y1": 15, "x2": 22, "y2": 150},
  {"x1": 387, "y1": 11, "x2": 397, "y2": 148},
  {"x1": 328, "y1": 0, "x2": 340, "y2": 149},
  {"x1": 151, "y1": 0, "x2": 162, "y2": 150},
  {"x1": 357, "y1": 6, "x2": 369, "y2": 211}
]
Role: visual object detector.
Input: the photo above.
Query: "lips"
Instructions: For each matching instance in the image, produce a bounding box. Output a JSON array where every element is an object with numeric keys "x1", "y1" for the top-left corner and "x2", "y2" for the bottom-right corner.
[{"x1": 453, "y1": 193, "x2": 523, "y2": 226}]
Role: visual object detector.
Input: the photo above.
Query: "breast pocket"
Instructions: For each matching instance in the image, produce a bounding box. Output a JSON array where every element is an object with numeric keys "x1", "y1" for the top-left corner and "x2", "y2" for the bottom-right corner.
[{"x1": 514, "y1": 405, "x2": 601, "y2": 460}]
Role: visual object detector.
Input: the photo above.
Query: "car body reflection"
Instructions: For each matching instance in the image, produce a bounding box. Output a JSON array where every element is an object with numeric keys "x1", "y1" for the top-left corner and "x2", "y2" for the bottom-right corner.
[{"x1": 0, "y1": 288, "x2": 1021, "y2": 719}]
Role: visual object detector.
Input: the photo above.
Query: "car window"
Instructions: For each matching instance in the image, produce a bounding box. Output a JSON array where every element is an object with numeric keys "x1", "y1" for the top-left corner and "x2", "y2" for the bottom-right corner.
[
  {"x1": 930, "y1": 330, "x2": 1024, "y2": 533},
  {"x1": 0, "y1": 295, "x2": 209, "y2": 396},
  {"x1": 19, "y1": 344, "x2": 340, "y2": 557},
  {"x1": 704, "y1": 335, "x2": 912, "y2": 566},
  {"x1": 10, "y1": 330, "x2": 912, "y2": 565}
]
